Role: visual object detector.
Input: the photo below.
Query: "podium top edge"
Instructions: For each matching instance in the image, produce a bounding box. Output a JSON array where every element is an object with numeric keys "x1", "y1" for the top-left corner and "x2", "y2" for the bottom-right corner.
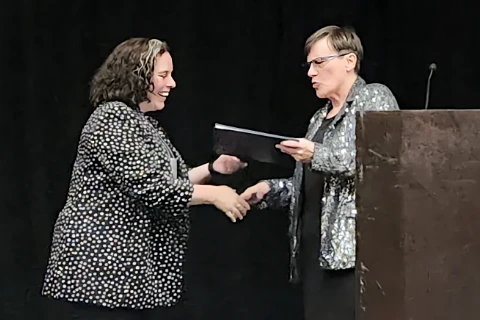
[{"x1": 357, "y1": 109, "x2": 480, "y2": 112}]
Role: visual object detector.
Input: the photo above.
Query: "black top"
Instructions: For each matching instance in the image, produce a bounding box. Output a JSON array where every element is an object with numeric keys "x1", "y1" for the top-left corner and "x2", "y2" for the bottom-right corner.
[{"x1": 300, "y1": 116, "x2": 334, "y2": 273}]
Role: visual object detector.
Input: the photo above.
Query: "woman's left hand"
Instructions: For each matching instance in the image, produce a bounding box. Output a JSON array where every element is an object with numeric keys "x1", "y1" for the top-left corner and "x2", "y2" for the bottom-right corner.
[
  {"x1": 212, "y1": 155, "x2": 248, "y2": 174},
  {"x1": 276, "y1": 138, "x2": 315, "y2": 163}
]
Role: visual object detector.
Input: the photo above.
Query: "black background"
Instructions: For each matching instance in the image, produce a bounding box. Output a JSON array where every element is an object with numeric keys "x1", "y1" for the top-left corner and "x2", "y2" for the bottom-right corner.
[{"x1": 1, "y1": 0, "x2": 477, "y2": 319}]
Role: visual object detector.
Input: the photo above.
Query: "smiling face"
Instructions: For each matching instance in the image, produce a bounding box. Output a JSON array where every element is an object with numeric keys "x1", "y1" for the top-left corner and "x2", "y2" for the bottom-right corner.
[{"x1": 140, "y1": 52, "x2": 176, "y2": 112}]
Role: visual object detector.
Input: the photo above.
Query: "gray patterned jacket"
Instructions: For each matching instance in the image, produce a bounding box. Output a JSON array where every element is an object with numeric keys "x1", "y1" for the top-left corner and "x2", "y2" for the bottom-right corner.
[{"x1": 259, "y1": 77, "x2": 399, "y2": 282}]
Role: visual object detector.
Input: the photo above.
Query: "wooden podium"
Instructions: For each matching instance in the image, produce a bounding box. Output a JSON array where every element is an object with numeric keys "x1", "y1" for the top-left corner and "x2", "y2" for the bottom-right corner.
[{"x1": 355, "y1": 110, "x2": 480, "y2": 320}]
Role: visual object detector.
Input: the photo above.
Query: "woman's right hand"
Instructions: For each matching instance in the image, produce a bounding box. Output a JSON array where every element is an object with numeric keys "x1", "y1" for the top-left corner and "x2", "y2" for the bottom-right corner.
[
  {"x1": 211, "y1": 186, "x2": 251, "y2": 223},
  {"x1": 240, "y1": 181, "x2": 270, "y2": 204}
]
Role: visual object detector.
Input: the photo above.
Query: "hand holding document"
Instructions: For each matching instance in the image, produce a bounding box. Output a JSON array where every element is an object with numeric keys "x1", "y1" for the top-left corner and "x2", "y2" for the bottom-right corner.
[{"x1": 213, "y1": 123, "x2": 299, "y2": 167}]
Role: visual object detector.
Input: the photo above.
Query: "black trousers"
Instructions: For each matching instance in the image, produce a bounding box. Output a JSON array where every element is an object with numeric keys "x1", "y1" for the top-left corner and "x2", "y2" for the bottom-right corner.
[
  {"x1": 300, "y1": 215, "x2": 356, "y2": 320},
  {"x1": 301, "y1": 266, "x2": 356, "y2": 320},
  {"x1": 44, "y1": 297, "x2": 190, "y2": 320}
]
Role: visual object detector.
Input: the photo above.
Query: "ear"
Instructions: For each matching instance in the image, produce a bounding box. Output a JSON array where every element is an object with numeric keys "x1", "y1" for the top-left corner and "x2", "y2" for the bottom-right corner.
[
  {"x1": 148, "y1": 81, "x2": 155, "y2": 93},
  {"x1": 345, "y1": 53, "x2": 357, "y2": 72}
]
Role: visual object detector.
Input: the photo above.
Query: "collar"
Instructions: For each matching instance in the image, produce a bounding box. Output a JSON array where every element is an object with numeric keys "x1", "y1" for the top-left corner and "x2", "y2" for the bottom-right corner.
[
  {"x1": 144, "y1": 112, "x2": 159, "y2": 127},
  {"x1": 346, "y1": 76, "x2": 366, "y2": 102},
  {"x1": 322, "y1": 75, "x2": 366, "y2": 125}
]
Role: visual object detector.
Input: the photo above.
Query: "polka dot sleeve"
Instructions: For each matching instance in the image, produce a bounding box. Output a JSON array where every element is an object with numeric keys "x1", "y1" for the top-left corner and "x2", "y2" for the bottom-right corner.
[{"x1": 90, "y1": 103, "x2": 194, "y2": 211}]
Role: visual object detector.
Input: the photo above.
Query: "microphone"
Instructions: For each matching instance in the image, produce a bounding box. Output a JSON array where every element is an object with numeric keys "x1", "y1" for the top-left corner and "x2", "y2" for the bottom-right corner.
[{"x1": 424, "y1": 63, "x2": 437, "y2": 109}]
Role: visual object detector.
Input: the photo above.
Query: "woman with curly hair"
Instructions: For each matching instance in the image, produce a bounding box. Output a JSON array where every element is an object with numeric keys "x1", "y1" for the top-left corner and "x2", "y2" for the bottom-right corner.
[{"x1": 41, "y1": 38, "x2": 250, "y2": 319}]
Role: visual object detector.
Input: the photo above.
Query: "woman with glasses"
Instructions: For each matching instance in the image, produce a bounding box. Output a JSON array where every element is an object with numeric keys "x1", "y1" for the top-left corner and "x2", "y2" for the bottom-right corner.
[{"x1": 241, "y1": 26, "x2": 399, "y2": 320}]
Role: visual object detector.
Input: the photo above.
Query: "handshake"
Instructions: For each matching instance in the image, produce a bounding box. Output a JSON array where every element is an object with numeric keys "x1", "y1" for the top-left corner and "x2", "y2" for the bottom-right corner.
[
  {"x1": 207, "y1": 137, "x2": 316, "y2": 222},
  {"x1": 205, "y1": 154, "x2": 270, "y2": 223},
  {"x1": 207, "y1": 141, "x2": 310, "y2": 223},
  {"x1": 210, "y1": 182, "x2": 270, "y2": 223}
]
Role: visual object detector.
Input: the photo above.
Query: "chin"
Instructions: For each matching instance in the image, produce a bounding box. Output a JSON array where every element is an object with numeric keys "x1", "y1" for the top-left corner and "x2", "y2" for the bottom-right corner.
[{"x1": 315, "y1": 90, "x2": 327, "y2": 99}]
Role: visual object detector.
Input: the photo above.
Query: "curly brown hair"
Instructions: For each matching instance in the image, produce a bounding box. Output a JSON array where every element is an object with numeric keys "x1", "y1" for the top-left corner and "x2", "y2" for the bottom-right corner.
[{"x1": 89, "y1": 38, "x2": 170, "y2": 107}]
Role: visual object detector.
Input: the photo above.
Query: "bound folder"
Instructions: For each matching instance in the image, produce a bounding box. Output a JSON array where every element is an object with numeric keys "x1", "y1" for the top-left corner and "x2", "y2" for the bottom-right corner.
[{"x1": 213, "y1": 123, "x2": 299, "y2": 167}]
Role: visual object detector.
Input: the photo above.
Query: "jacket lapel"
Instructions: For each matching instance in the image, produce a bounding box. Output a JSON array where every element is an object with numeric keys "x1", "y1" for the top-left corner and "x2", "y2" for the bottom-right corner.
[{"x1": 305, "y1": 76, "x2": 366, "y2": 141}]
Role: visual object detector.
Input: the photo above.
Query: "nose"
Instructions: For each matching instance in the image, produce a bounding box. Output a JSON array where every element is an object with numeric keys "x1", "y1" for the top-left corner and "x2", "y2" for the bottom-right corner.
[
  {"x1": 168, "y1": 75, "x2": 176, "y2": 89},
  {"x1": 307, "y1": 64, "x2": 317, "y2": 78}
]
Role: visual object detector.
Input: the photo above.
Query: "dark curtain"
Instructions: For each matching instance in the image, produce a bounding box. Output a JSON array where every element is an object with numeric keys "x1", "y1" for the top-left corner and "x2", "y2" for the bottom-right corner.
[{"x1": 1, "y1": 0, "x2": 477, "y2": 319}]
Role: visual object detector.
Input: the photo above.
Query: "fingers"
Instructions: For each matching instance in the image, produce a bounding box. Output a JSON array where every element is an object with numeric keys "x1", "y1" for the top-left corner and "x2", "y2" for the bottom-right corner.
[
  {"x1": 240, "y1": 187, "x2": 265, "y2": 204},
  {"x1": 239, "y1": 188, "x2": 253, "y2": 201},
  {"x1": 222, "y1": 163, "x2": 248, "y2": 174},
  {"x1": 230, "y1": 156, "x2": 247, "y2": 165},
  {"x1": 239, "y1": 190, "x2": 249, "y2": 200},
  {"x1": 225, "y1": 211, "x2": 237, "y2": 223},
  {"x1": 279, "y1": 140, "x2": 301, "y2": 148},
  {"x1": 233, "y1": 203, "x2": 246, "y2": 216},
  {"x1": 276, "y1": 145, "x2": 308, "y2": 162},
  {"x1": 248, "y1": 195, "x2": 259, "y2": 204},
  {"x1": 276, "y1": 145, "x2": 299, "y2": 154},
  {"x1": 225, "y1": 196, "x2": 251, "y2": 223},
  {"x1": 236, "y1": 196, "x2": 251, "y2": 213},
  {"x1": 240, "y1": 191, "x2": 257, "y2": 204},
  {"x1": 227, "y1": 207, "x2": 244, "y2": 222},
  {"x1": 217, "y1": 186, "x2": 255, "y2": 223},
  {"x1": 247, "y1": 192, "x2": 263, "y2": 204}
]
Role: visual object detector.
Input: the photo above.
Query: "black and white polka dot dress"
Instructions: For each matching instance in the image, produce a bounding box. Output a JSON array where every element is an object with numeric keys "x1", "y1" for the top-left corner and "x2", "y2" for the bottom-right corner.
[{"x1": 42, "y1": 101, "x2": 194, "y2": 310}]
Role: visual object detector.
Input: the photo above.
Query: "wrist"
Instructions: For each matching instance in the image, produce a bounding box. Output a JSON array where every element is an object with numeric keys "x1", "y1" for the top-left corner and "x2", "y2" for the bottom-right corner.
[
  {"x1": 206, "y1": 185, "x2": 225, "y2": 205},
  {"x1": 259, "y1": 181, "x2": 271, "y2": 194},
  {"x1": 208, "y1": 161, "x2": 223, "y2": 176},
  {"x1": 204, "y1": 185, "x2": 217, "y2": 205},
  {"x1": 192, "y1": 185, "x2": 218, "y2": 205}
]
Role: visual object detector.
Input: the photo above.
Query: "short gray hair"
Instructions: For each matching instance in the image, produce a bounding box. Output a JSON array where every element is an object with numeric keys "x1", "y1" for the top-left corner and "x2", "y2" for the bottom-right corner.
[{"x1": 305, "y1": 25, "x2": 364, "y2": 73}]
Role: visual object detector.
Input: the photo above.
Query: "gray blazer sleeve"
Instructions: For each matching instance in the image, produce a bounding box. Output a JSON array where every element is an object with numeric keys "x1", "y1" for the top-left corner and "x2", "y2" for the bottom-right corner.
[{"x1": 256, "y1": 178, "x2": 294, "y2": 210}]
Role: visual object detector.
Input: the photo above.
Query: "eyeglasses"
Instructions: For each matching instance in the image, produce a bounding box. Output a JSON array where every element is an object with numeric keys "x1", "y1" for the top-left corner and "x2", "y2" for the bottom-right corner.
[{"x1": 302, "y1": 52, "x2": 351, "y2": 70}]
